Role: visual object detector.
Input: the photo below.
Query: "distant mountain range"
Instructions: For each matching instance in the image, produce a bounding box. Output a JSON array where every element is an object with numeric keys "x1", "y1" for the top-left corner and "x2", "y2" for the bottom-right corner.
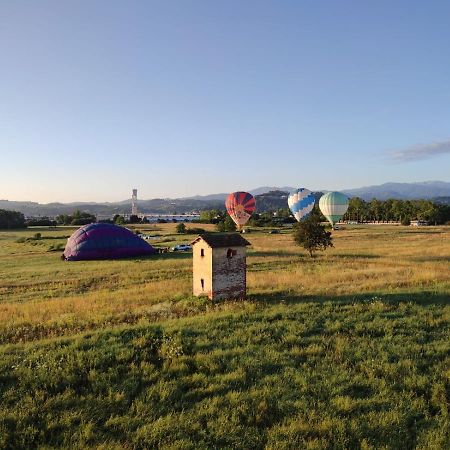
[
  {"x1": 341, "y1": 181, "x2": 450, "y2": 201},
  {"x1": 1, "y1": 181, "x2": 449, "y2": 217}
]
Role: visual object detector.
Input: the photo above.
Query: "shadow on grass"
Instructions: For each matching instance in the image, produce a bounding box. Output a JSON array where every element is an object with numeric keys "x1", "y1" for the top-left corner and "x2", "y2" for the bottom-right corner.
[
  {"x1": 248, "y1": 251, "x2": 380, "y2": 260},
  {"x1": 413, "y1": 256, "x2": 450, "y2": 263},
  {"x1": 249, "y1": 251, "x2": 301, "y2": 258},
  {"x1": 248, "y1": 290, "x2": 450, "y2": 306},
  {"x1": 398, "y1": 230, "x2": 445, "y2": 235},
  {"x1": 328, "y1": 253, "x2": 379, "y2": 259},
  {"x1": 149, "y1": 251, "x2": 192, "y2": 261},
  {"x1": 73, "y1": 252, "x2": 193, "y2": 263}
]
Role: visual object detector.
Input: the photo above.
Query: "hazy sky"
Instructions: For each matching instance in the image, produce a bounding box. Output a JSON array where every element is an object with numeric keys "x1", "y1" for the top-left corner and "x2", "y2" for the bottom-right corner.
[{"x1": 1, "y1": 1, "x2": 450, "y2": 202}]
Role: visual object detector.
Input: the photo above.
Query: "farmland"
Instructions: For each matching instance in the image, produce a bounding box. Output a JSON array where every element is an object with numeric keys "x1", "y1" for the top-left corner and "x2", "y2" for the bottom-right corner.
[{"x1": 0, "y1": 224, "x2": 449, "y2": 449}]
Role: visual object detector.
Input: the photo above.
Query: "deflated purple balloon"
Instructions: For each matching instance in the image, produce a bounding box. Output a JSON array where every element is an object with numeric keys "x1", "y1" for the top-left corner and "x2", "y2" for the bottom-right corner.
[{"x1": 63, "y1": 223, "x2": 156, "y2": 261}]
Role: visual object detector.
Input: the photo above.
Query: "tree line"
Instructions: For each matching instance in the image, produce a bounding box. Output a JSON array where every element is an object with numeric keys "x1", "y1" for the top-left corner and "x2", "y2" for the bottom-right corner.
[
  {"x1": 0, "y1": 210, "x2": 98, "y2": 229},
  {"x1": 0, "y1": 210, "x2": 26, "y2": 229},
  {"x1": 55, "y1": 210, "x2": 97, "y2": 225},
  {"x1": 343, "y1": 198, "x2": 450, "y2": 225},
  {"x1": 2, "y1": 197, "x2": 449, "y2": 230}
]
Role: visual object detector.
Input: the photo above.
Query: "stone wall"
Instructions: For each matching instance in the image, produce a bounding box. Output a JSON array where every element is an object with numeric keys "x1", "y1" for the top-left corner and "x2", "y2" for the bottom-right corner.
[{"x1": 211, "y1": 246, "x2": 246, "y2": 300}]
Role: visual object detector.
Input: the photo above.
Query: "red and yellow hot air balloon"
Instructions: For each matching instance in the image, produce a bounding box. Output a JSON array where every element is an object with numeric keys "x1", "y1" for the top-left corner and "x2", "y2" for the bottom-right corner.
[{"x1": 225, "y1": 191, "x2": 256, "y2": 230}]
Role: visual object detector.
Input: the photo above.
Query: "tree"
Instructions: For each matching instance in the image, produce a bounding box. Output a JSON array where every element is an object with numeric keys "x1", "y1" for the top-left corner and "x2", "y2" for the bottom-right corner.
[
  {"x1": 292, "y1": 215, "x2": 333, "y2": 257},
  {"x1": 56, "y1": 214, "x2": 71, "y2": 225},
  {"x1": 345, "y1": 197, "x2": 368, "y2": 223},
  {"x1": 369, "y1": 199, "x2": 382, "y2": 222},
  {"x1": 176, "y1": 223, "x2": 187, "y2": 234},
  {"x1": 224, "y1": 215, "x2": 237, "y2": 231},
  {"x1": 216, "y1": 221, "x2": 225, "y2": 232}
]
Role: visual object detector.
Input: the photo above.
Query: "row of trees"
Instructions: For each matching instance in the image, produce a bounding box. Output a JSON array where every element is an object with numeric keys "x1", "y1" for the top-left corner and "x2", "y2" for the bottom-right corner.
[
  {"x1": 56, "y1": 210, "x2": 97, "y2": 226},
  {"x1": 344, "y1": 198, "x2": 450, "y2": 224},
  {"x1": 25, "y1": 218, "x2": 56, "y2": 226},
  {"x1": 0, "y1": 210, "x2": 26, "y2": 229}
]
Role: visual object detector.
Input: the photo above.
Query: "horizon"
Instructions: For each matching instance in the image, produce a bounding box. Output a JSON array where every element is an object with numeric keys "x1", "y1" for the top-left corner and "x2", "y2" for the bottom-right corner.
[
  {"x1": 2, "y1": 179, "x2": 449, "y2": 205},
  {"x1": 2, "y1": 1, "x2": 450, "y2": 203}
]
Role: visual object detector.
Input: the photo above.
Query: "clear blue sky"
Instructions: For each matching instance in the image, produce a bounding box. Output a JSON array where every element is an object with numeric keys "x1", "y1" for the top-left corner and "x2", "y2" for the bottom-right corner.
[{"x1": 1, "y1": 1, "x2": 450, "y2": 202}]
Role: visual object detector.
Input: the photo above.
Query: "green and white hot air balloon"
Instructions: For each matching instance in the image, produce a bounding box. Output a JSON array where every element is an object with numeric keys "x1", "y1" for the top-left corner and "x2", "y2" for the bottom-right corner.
[{"x1": 319, "y1": 191, "x2": 349, "y2": 227}]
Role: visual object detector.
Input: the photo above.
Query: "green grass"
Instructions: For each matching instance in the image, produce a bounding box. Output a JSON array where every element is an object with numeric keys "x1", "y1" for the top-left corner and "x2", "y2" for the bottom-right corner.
[{"x1": 0, "y1": 224, "x2": 449, "y2": 449}]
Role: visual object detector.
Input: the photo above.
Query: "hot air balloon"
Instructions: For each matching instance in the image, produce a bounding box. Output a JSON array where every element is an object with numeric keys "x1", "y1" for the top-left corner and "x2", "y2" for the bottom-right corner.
[
  {"x1": 319, "y1": 191, "x2": 349, "y2": 227},
  {"x1": 63, "y1": 223, "x2": 156, "y2": 261},
  {"x1": 288, "y1": 188, "x2": 316, "y2": 222},
  {"x1": 225, "y1": 192, "x2": 256, "y2": 230}
]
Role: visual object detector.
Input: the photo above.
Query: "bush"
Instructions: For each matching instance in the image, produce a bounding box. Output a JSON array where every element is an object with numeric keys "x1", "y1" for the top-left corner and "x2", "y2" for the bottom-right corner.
[
  {"x1": 47, "y1": 243, "x2": 65, "y2": 252},
  {"x1": 26, "y1": 218, "x2": 56, "y2": 226},
  {"x1": 401, "y1": 218, "x2": 411, "y2": 226},
  {"x1": 176, "y1": 223, "x2": 187, "y2": 234}
]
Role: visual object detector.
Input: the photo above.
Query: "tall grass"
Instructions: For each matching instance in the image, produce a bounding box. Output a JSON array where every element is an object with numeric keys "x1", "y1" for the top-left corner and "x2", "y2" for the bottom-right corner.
[{"x1": 0, "y1": 225, "x2": 448, "y2": 343}]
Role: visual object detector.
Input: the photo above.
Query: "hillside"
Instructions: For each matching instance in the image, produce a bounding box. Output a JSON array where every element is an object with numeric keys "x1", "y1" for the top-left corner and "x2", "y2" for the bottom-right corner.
[{"x1": 342, "y1": 181, "x2": 450, "y2": 201}]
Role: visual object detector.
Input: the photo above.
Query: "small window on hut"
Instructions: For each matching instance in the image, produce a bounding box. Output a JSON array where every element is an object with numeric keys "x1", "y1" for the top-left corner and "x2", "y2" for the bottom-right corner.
[
  {"x1": 227, "y1": 248, "x2": 237, "y2": 258},
  {"x1": 200, "y1": 248, "x2": 204, "y2": 257},
  {"x1": 201, "y1": 279, "x2": 204, "y2": 290}
]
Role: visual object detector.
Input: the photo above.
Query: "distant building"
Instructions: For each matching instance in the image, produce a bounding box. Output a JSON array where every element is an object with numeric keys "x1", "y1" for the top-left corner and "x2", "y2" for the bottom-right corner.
[
  {"x1": 131, "y1": 189, "x2": 138, "y2": 216},
  {"x1": 191, "y1": 233, "x2": 251, "y2": 300}
]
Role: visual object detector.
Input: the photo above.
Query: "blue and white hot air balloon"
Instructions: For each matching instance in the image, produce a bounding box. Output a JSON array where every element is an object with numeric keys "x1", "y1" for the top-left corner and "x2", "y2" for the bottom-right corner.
[{"x1": 288, "y1": 188, "x2": 316, "y2": 222}]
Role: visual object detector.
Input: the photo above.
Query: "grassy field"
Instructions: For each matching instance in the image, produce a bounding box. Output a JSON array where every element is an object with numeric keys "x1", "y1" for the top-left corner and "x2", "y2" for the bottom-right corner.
[{"x1": 0, "y1": 224, "x2": 449, "y2": 448}]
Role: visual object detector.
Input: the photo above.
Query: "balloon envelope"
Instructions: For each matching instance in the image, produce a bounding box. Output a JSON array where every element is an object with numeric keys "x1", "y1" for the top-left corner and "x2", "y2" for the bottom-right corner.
[
  {"x1": 288, "y1": 188, "x2": 315, "y2": 222},
  {"x1": 225, "y1": 192, "x2": 256, "y2": 228},
  {"x1": 319, "y1": 191, "x2": 349, "y2": 226},
  {"x1": 63, "y1": 223, "x2": 156, "y2": 261}
]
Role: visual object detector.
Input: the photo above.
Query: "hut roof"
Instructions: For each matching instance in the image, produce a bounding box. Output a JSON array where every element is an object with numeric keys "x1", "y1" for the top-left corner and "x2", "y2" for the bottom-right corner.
[{"x1": 191, "y1": 233, "x2": 251, "y2": 248}]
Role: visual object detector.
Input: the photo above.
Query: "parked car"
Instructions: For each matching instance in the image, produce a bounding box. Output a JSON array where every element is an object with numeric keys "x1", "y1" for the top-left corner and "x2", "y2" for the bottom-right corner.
[
  {"x1": 171, "y1": 244, "x2": 192, "y2": 252},
  {"x1": 269, "y1": 229, "x2": 280, "y2": 234}
]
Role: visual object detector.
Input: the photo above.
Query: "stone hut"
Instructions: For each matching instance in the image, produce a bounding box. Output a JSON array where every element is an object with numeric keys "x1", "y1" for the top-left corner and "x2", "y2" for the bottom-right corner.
[{"x1": 191, "y1": 233, "x2": 251, "y2": 300}]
